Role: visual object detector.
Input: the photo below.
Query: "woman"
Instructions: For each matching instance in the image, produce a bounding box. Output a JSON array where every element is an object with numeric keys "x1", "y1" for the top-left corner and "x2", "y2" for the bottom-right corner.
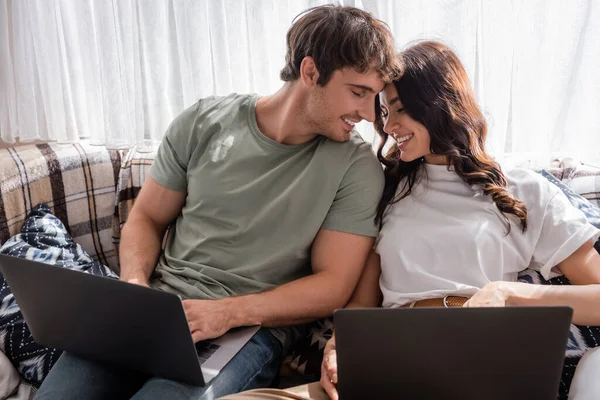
[
  {"x1": 319, "y1": 40, "x2": 600, "y2": 400},
  {"x1": 224, "y1": 41, "x2": 600, "y2": 400}
]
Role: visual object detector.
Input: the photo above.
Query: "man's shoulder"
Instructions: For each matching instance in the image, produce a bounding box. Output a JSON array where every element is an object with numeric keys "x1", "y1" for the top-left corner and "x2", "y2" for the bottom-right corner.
[
  {"x1": 346, "y1": 129, "x2": 374, "y2": 151},
  {"x1": 336, "y1": 131, "x2": 381, "y2": 178},
  {"x1": 200, "y1": 92, "x2": 254, "y2": 106},
  {"x1": 317, "y1": 130, "x2": 383, "y2": 187},
  {"x1": 193, "y1": 93, "x2": 255, "y2": 117},
  {"x1": 165, "y1": 93, "x2": 255, "y2": 143},
  {"x1": 320, "y1": 130, "x2": 377, "y2": 162}
]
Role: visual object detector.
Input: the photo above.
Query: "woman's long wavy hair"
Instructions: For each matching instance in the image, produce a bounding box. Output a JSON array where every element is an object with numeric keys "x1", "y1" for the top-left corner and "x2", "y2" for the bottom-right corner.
[{"x1": 374, "y1": 41, "x2": 527, "y2": 234}]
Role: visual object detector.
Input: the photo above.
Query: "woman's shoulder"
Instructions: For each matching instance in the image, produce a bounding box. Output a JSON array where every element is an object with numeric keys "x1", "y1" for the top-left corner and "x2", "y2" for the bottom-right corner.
[{"x1": 504, "y1": 168, "x2": 559, "y2": 206}]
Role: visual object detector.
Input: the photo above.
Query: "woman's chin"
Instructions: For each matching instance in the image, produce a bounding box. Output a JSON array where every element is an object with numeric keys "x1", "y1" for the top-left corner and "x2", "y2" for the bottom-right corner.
[{"x1": 399, "y1": 152, "x2": 420, "y2": 163}]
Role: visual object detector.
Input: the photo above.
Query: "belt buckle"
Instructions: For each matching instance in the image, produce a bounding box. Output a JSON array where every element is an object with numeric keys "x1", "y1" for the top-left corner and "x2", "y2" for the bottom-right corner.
[{"x1": 442, "y1": 295, "x2": 450, "y2": 308}]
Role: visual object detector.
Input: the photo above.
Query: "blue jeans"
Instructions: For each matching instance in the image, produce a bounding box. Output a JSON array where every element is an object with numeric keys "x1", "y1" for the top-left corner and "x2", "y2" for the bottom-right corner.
[{"x1": 35, "y1": 328, "x2": 283, "y2": 400}]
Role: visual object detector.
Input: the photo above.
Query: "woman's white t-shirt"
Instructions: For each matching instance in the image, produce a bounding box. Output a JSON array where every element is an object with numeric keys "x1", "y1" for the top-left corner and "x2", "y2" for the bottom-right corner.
[{"x1": 376, "y1": 163, "x2": 600, "y2": 308}]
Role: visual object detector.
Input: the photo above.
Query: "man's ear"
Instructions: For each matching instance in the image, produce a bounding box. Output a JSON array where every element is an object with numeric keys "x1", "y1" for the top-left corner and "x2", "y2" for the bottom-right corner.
[{"x1": 299, "y1": 56, "x2": 320, "y2": 87}]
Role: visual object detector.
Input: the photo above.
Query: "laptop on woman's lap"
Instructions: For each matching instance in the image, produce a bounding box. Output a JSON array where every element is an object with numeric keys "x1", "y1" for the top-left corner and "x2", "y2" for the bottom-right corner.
[{"x1": 334, "y1": 306, "x2": 572, "y2": 400}]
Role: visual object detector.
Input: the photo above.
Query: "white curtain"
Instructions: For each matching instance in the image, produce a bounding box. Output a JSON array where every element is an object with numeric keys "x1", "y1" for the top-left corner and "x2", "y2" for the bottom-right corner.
[
  {"x1": 359, "y1": 0, "x2": 600, "y2": 166},
  {"x1": 1, "y1": 0, "x2": 599, "y2": 163}
]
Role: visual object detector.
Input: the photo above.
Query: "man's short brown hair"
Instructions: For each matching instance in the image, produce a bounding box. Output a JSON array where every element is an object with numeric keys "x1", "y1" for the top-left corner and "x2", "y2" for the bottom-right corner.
[{"x1": 280, "y1": 5, "x2": 401, "y2": 86}]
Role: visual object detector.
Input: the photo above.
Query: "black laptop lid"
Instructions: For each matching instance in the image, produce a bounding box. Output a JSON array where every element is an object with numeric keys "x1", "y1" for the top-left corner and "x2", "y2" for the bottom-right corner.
[
  {"x1": 0, "y1": 254, "x2": 205, "y2": 385},
  {"x1": 334, "y1": 307, "x2": 572, "y2": 400}
]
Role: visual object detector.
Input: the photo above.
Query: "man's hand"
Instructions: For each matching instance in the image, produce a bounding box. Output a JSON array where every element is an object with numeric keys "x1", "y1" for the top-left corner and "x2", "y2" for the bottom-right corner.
[
  {"x1": 183, "y1": 299, "x2": 236, "y2": 342},
  {"x1": 320, "y1": 335, "x2": 339, "y2": 400}
]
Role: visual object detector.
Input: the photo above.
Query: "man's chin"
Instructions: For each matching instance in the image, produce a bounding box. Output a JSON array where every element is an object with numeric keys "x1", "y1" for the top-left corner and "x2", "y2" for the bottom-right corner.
[
  {"x1": 314, "y1": 125, "x2": 352, "y2": 143},
  {"x1": 328, "y1": 130, "x2": 352, "y2": 143}
]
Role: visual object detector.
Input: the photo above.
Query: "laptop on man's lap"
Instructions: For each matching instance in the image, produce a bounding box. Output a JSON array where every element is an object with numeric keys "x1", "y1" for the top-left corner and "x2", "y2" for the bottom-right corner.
[{"x1": 0, "y1": 254, "x2": 258, "y2": 386}]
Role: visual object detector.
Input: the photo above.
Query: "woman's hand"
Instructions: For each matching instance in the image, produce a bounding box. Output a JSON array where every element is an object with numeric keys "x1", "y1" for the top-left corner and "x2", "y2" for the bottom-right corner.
[
  {"x1": 320, "y1": 335, "x2": 339, "y2": 400},
  {"x1": 463, "y1": 281, "x2": 512, "y2": 308},
  {"x1": 464, "y1": 281, "x2": 541, "y2": 308},
  {"x1": 466, "y1": 279, "x2": 600, "y2": 326}
]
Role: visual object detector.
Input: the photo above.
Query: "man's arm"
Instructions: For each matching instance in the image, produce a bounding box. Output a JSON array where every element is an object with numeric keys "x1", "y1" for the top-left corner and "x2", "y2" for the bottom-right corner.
[
  {"x1": 119, "y1": 177, "x2": 186, "y2": 286},
  {"x1": 345, "y1": 250, "x2": 383, "y2": 309},
  {"x1": 316, "y1": 249, "x2": 383, "y2": 400},
  {"x1": 183, "y1": 228, "x2": 374, "y2": 342}
]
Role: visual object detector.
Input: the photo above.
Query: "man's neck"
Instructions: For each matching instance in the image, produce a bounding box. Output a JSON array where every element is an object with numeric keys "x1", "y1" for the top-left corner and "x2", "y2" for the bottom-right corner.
[{"x1": 255, "y1": 83, "x2": 318, "y2": 146}]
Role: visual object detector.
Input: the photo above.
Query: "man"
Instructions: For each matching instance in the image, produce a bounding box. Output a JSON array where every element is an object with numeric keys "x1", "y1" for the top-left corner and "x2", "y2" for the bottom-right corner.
[{"x1": 37, "y1": 5, "x2": 401, "y2": 399}]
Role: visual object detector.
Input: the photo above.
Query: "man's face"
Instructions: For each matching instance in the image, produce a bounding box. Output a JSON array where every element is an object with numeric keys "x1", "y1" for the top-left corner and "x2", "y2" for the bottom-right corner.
[{"x1": 304, "y1": 67, "x2": 385, "y2": 142}]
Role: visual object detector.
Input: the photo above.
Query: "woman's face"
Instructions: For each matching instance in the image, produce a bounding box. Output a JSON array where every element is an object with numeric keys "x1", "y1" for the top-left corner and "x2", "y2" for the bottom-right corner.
[{"x1": 379, "y1": 84, "x2": 446, "y2": 165}]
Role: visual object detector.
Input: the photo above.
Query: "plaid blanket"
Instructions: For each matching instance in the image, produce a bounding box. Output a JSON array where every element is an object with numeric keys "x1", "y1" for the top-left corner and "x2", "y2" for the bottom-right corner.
[{"x1": 0, "y1": 143, "x2": 122, "y2": 271}]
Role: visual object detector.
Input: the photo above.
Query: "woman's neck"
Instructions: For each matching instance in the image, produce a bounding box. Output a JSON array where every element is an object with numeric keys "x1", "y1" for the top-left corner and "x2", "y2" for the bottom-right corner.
[{"x1": 424, "y1": 153, "x2": 448, "y2": 165}]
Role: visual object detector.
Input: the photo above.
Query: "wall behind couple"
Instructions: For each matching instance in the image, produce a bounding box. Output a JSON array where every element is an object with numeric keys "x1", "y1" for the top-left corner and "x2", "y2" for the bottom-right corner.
[{"x1": 1, "y1": 0, "x2": 599, "y2": 165}]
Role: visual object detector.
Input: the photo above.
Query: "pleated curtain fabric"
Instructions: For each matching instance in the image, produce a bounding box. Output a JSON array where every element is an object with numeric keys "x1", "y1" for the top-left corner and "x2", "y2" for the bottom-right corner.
[{"x1": 1, "y1": 0, "x2": 599, "y2": 163}]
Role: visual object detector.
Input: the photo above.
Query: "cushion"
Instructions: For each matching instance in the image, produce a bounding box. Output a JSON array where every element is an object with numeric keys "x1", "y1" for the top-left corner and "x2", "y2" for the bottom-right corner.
[
  {"x1": 280, "y1": 319, "x2": 333, "y2": 381},
  {"x1": 539, "y1": 169, "x2": 600, "y2": 254},
  {"x1": 539, "y1": 170, "x2": 600, "y2": 229},
  {"x1": 544, "y1": 161, "x2": 600, "y2": 209},
  {"x1": 0, "y1": 203, "x2": 117, "y2": 385},
  {"x1": 0, "y1": 143, "x2": 123, "y2": 271}
]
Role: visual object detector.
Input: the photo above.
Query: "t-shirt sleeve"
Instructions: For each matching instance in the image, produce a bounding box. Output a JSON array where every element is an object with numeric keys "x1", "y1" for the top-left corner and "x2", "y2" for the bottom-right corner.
[
  {"x1": 532, "y1": 189, "x2": 600, "y2": 279},
  {"x1": 320, "y1": 148, "x2": 384, "y2": 237},
  {"x1": 149, "y1": 102, "x2": 200, "y2": 192}
]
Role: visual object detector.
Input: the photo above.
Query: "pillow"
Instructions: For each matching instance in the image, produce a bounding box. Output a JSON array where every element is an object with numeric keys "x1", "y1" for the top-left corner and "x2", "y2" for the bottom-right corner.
[
  {"x1": 0, "y1": 203, "x2": 117, "y2": 385},
  {"x1": 539, "y1": 169, "x2": 600, "y2": 254},
  {"x1": 539, "y1": 170, "x2": 600, "y2": 229},
  {"x1": 516, "y1": 170, "x2": 600, "y2": 397},
  {"x1": 280, "y1": 318, "x2": 333, "y2": 384}
]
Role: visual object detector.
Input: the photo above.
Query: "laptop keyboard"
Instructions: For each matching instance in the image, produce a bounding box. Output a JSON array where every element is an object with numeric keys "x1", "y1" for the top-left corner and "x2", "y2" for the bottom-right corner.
[{"x1": 195, "y1": 341, "x2": 221, "y2": 365}]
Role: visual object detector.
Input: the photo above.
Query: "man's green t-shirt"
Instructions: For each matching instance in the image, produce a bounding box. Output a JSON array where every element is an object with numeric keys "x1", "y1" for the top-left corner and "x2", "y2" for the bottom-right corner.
[{"x1": 149, "y1": 93, "x2": 384, "y2": 300}]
